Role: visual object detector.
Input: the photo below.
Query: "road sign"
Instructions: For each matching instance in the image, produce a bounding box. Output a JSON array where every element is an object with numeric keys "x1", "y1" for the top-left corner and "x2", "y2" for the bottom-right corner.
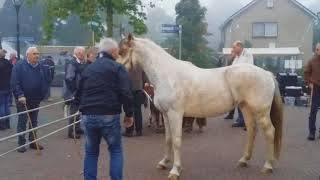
[
  {"x1": 161, "y1": 24, "x2": 183, "y2": 60},
  {"x1": 161, "y1": 24, "x2": 181, "y2": 34}
]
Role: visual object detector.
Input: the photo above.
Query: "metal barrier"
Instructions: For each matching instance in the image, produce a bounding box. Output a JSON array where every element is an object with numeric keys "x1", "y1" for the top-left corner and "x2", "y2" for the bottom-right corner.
[
  {"x1": 0, "y1": 118, "x2": 82, "y2": 158},
  {"x1": 0, "y1": 113, "x2": 79, "y2": 143},
  {"x1": 0, "y1": 99, "x2": 78, "y2": 158},
  {"x1": 0, "y1": 98, "x2": 73, "y2": 121}
]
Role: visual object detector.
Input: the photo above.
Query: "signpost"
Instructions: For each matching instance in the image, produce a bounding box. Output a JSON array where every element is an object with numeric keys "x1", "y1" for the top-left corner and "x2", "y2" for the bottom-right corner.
[{"x1": 161, "y1": 24, "x2": 182, "y2": 60}]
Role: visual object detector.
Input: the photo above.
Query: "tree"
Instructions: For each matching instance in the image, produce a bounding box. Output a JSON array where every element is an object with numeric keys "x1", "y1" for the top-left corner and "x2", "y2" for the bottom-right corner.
[
  {"x1": 27, "y1": 0, "x2": 161, "y2": 43},
  {"x1": 145, "y1": 7, "x2": 174, "y2": 43},
  {"x1": 163, "y1": 0, "x2": 214, "y2": 68}
]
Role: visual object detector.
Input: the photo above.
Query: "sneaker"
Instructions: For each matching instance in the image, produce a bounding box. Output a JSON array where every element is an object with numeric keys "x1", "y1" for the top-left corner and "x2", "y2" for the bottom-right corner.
[
  {"x1": 29, "y1": 143, "x2": 44, "y2": 150},
  {"x1": 307, "y1": 134, "x2": 315, "y2": 141},
  {"x1": 17, "y1": 146, "x2": 26, "y2": 153},
  {"x1": 68, "y1": 134, "x2": 81, "y2": 139}
]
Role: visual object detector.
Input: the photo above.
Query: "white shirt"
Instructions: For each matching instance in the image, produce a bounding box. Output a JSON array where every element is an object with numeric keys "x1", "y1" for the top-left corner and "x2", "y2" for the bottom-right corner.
[{"x1": 232, "y1": 49, "x2": 254, "y2": 65}]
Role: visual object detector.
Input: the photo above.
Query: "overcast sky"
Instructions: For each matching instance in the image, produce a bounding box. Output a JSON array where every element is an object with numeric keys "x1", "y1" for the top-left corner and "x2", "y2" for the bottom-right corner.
[
  {"x1": 156, "y1": 0, "x2": 318, "y2": 16},
  {"x1": 151, "y1": 0, "x2": 319, "y2": 49}
]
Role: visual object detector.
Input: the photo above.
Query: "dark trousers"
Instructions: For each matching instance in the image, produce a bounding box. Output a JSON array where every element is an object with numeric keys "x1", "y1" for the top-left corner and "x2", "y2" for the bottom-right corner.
[
  {"x1": 126, "y1": 90, "x2": 143, "y2": 134},
  {"x1": 309, "y1": 85, "x2": 320, "y2": 135},
  {"x1": 68, "y1": 102, "x2": 81, "y2": 135},
  {"x1": 0, "y1": 91, "x2": 11, "y2": 129},
  {"x1": 17, "y1": 100, "x2": 40, "y2": 146},
  {"x1": 44, "y1": 87, "x2": 51, "y2": 100}
]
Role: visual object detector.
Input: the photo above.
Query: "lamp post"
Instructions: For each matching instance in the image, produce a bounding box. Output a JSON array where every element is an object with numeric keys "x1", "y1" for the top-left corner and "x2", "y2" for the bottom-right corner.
[
  {"x1": 12, "y1": 0, "x2": 24, "y2": 61},
  {"x1": 317, "y1": 12, "x2": 320, "y2": 43}
]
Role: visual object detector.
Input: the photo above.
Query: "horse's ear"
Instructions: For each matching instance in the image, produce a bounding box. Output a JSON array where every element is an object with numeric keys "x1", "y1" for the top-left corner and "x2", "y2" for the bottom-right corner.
[{"x1": 128, "y1": 33, "x2": 134, "y2": 42}]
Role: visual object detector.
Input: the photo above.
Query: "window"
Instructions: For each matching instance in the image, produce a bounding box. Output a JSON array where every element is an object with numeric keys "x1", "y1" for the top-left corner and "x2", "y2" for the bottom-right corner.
[
  {"x1": 267, "y1": 0, "x2": 274, "y2": 8},
  {"x1": 252, "y1": 22, "x2": 278, "y2": 38}
]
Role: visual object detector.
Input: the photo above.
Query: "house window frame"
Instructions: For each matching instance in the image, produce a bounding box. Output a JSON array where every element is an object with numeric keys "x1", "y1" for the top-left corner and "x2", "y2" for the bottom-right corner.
[{"x1": 252, "y1": 22, "x2": 278, "y2": 38}]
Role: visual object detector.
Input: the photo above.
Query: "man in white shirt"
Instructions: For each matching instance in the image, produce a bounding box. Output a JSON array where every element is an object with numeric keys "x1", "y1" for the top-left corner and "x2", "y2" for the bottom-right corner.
[
  {"x1": 232, "y1": 41, "x2": 254, "y2": 65},
  {"x1": 231, "y1": 41, "x2": 254, "y2": 129}
]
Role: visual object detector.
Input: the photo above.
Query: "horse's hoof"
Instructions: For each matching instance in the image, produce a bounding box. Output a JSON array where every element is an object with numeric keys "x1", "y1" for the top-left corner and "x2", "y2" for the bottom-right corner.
[
  {"x1": 261, "y1": 167, "x2": 273, "y2": 174},
  {"x1": 157, "y1": 164, "x2": 167, "y2": 170},
  {"x1": 168, "y1": 174, "x2": 179, "y2": 180},
  {"x1": 237, "y1": 161, "x2": 248, "y2": 168}
]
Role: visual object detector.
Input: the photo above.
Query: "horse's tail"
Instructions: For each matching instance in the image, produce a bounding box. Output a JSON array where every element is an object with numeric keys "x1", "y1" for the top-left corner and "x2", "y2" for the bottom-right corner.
[{"x1": 270, "y1": 79, "x2": 283, "y2": 160}]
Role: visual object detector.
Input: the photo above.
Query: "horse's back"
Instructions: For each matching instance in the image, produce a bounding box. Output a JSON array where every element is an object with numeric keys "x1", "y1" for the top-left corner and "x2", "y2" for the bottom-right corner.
[{"x1": 225, "y1": 64, "x2": 275, "y2": 110}]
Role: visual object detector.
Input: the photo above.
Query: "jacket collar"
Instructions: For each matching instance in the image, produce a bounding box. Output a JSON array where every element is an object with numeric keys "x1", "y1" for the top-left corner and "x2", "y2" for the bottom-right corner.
[{"x1": 99, "y1": 51, "x2": 116, "y2": 61}]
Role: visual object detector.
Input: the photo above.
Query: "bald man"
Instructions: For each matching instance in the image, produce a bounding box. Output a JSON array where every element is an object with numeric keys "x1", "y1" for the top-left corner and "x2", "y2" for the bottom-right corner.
[
  {"x1": 231, "y1": 41, "x2": 254, "y2": 129},
  {"x1": 11, "y1": 47, "x2": 51, "y2": 153},
  {"x1": 63, "y1": 47, "x2": 87, "y2": 139}
]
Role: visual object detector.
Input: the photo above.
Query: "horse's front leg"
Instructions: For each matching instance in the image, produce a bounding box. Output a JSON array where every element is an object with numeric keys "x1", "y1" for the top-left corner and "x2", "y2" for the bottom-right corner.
[
  {"x1": 157, "y1": 113, "x2": 172, "y2": 169},
  {"x1": 167, "y1": 111, "x2": 183, "y2": 180}
]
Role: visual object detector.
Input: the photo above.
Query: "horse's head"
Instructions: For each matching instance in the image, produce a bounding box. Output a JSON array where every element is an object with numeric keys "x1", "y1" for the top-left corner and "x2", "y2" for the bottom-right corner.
[{"x1": 117, "y1": 33, "x2": 137, "y2": 70}]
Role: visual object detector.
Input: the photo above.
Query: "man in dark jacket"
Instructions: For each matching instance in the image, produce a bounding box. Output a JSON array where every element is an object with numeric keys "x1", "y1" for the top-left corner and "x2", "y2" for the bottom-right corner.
[
  {"x1": 123, "y1": 66, "x2": 148, "y2": 137},
  {"x1": 11, "y1": 47, "x2": 50, "y2": 153},
  {"x1": 304, "y1": 43, "x2": 320, "y2": 141},
  {"x1": 0, "y1": 49, "x2": 13, "y2": 130},
  {"x1": 63, "y1": 47, "x2": 86, "y2": 139},
  {"x1": 75, "y1": 38, "x2": 133, "y2": 180}
]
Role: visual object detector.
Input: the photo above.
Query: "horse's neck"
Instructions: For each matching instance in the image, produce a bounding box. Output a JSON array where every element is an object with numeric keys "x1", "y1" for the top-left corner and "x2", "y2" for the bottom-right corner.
[{"x1": 135, "y1": 41, "x2": 175, "y2": 87}]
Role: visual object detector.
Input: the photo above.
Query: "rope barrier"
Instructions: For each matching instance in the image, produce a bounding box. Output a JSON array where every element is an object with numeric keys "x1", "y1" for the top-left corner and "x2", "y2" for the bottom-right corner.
[
  {"x1": 0, "y1": 98, "x2": 73, "y2": 121},
  {"x1": 143, "y1": 90, "x2": 153, "y2": 102},
  {"x1": 0, "y1": 113, "x2": 79, "y2": 143},
  {"x1": 0, "y1": 119, "x2": 82, "y2": 158}
]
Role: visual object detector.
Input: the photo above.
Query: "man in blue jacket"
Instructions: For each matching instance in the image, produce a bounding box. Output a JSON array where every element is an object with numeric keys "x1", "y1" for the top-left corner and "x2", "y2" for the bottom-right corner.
[
  {"x1": 75, "y1": 38, "x2": 133, "y2": 180},
  {"x1": 11, "y1": 47, "x2": 50, "y2": 153}
]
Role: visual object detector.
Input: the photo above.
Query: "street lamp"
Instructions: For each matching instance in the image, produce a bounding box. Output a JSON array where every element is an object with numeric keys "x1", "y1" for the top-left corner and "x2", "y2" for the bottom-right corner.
[
  {"x1": 12, "y1": 0, "x2": 24, "y2": 61},
  {"x1": 317, "y1": 12, "x2": 320, "y2": 43}
]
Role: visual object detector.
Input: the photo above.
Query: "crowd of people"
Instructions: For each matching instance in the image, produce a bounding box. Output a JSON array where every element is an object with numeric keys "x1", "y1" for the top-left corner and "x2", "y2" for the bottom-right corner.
[{"x1": 0, "y1": 38, "x2": 319, "y2": 180}]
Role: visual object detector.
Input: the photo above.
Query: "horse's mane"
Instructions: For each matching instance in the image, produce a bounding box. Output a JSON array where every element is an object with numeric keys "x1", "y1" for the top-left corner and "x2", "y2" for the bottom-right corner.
[{"x1": 135, "y1": 38, "x2": 175, "y2": 60}]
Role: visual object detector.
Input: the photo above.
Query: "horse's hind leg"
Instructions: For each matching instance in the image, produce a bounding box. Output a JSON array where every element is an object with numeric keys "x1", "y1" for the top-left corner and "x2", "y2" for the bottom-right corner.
[
  {"x1": 238, "y1": 106, "x2": 257, "y2": 167},
  {"x1": 257, "y1": 112, "x2": 276, "y2": 173},
  {"x1": 157, "y1": 113, "x2": 172, "y2": 169}
]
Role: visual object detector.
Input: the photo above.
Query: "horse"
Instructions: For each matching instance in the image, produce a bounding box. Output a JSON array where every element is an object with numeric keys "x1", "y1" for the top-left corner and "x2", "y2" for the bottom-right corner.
[
  {"x1": 144, "y1": 83, "x2": 207, "y2": 134},
  {"x1": 117, "y1": 34, "x2": 283, "y2": 180}
]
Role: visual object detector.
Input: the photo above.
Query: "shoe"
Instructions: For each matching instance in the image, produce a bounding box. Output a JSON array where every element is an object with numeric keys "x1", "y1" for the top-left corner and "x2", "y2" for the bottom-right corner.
[
  {"x1": 68, "y1": 134, "x2": 81, "y2": 139},
  {"x1": 224, "y1": 115, "x2": 234, "y2": 120},
  {"x1": 122, "y1": 132, "x2": 134, "y2": 137},
  {"x1": 307, "y1": 134, "x2": 315, "y2": 141},
  {"x1": 136, "y1": 131, "x2": 143, "y2": 137},
  {"x1": 29, "y1": 143, "x2": 44, "y2": 150},
  {"x1": 243, "y1": 127, "x2": 247, "y2": 131},
  {"x1": 17, "y1": 146, "x2": 27, "y2": 153},
  {"x1": 232, "y1": 122, "x2": 245, "y2": 128}
]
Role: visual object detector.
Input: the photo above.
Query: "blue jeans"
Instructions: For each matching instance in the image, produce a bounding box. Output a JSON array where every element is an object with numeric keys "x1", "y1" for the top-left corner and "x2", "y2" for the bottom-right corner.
[
  {"x1": 82, "y1": 114, "x2": 123, "y2": 180},
  {"x1": 0, "y1": 91, "x2": 11, "y2": 129},
  {"x1": 236, "y1": 107, "x2": 245, "y2": 126}
]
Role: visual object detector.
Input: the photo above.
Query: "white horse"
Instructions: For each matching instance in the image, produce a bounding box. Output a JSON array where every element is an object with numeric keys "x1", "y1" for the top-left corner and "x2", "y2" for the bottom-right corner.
[{"x1": 118, "y1": 35, "x2": 283, "y2": 180}]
